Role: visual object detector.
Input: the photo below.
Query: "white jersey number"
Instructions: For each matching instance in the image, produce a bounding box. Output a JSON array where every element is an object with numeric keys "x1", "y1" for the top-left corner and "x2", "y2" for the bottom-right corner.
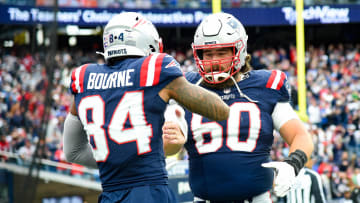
[
  {"x1": 77, "y1": 92, "x2": 152, "y2": 162},
  {"x1": 192, "y1": 102, "x2": 261, "y2": 154}
]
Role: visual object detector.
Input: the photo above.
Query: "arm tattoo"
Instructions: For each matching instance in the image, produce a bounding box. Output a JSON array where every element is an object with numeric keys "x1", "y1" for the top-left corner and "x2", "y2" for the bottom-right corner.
[{"x1": 165, "y1": 77, "x2": 229, "y2": 121}]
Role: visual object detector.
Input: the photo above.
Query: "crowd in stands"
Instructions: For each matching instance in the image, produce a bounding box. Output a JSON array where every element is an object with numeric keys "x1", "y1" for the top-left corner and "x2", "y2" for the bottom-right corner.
[
  {"x1": 2, "y1": 0, "x2": 360, "y2": 8},
  {"x1": 0, "y1": 42, "x2": 360, "y2": 202}
]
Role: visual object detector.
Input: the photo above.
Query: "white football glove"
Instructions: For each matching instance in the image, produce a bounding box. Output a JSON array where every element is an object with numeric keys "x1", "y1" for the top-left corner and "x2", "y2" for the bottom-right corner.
[
  {"x1": 261, "y1": 161, "x2": 296, "y2": 197},
  {"x1": 164, "y1": 99, "x2": 188, "y2": 140}
]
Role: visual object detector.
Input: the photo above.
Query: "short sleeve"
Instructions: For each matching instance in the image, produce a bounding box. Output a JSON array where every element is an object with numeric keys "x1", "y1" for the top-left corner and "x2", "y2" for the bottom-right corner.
[
  {"x1": 139, "y1": 53, "x2": 183, "y2": 89},
  {"x1": 69, "y1": 64, "x2": 89, "y2": 95},
  {"x1": 265, "y1": 70, "x2": 291, "y2": 103}
]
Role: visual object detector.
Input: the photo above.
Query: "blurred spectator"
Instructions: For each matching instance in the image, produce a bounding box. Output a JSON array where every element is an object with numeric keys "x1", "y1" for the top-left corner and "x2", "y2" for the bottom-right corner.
[{"x1": 17, "y1": 139, "x2": 35, "y2": 166}]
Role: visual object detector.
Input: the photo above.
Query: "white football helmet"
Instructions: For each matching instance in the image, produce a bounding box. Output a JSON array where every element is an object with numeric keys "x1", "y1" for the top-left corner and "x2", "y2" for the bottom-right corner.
[
  {"x1": 101, "y1": 12, "x2": 163, "y2": 61},
  {"x1": 192, "y1": 12, "x2": 248, "y2": 84}
]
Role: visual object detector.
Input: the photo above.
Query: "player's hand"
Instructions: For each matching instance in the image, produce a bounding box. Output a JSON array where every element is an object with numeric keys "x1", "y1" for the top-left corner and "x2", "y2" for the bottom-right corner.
[
  {"x1": 261, "y1": 161, "x2": 296, "y2": 197},
  {"x1": 164, "y1": 100, "x2": 188, "y2": 139},
  {"x1": 162, "y1": 121, "x2": 186, "y2": 145}
]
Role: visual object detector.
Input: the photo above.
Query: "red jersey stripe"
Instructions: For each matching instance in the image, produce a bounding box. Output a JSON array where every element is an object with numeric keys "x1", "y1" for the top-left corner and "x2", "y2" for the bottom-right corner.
[
  {"x1": 79, "y1": 64, "x2": 89, "y2": 93},
  {"x1": 140, "y1": 55, "x2": 152, "y2": 87},
  {"x1": 153, "y1": 53, "x2": 165, "y2": 86},
  {"x1": 71, "y1": 69, "x2": 77, "y2": 93},
  {"x1": 276, "y1": 72, "x2": 286, "y2": 90},
  {"x1": 266, "y1": 70, "x2": 277, "y2": 88}
]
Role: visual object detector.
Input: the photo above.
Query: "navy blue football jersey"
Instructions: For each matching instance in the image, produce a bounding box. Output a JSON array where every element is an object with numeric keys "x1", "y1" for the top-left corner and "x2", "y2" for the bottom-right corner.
[
  {"x1": 183, "y1": 69, "x2": 291, "y2": 200},
  {"x1": 69, "y1": 53, "x2": 182, "y2": 192}
]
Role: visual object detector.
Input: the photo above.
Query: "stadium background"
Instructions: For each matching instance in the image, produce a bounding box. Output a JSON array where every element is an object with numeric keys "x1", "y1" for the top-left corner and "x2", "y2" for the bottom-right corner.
[{"x1": 0, "y1": 0, "x2": 360, "y2": 202}]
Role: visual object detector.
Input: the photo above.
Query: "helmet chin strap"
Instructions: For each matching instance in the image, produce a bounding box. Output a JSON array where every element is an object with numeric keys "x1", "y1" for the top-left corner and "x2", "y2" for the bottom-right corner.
[
  {"x1": 230, "y1": 76, "x2": 258, "y2": 103},
  {"x1": 201, "y1": 71, "x2": 258, "y2": 103}
]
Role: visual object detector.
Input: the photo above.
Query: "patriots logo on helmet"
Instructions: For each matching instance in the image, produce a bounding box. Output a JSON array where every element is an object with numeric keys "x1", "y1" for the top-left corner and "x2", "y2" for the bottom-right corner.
[{"x1": 227, "y1": 19, "x2": 239, "y2": 29}]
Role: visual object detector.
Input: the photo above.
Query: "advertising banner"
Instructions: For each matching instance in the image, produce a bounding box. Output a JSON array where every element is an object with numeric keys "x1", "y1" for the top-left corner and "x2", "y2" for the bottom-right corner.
[{"x1": 0, "y1": 4, "x2": 358, "y2": 27}]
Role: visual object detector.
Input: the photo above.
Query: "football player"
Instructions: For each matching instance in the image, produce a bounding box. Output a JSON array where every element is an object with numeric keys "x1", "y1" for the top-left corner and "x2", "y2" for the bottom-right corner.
[
  {"x1": 63, "y1": 12, "x2": 230, "y2": 203},
  {"x1": 162, "y1": 12, "x2": 314, "y2": 203}
]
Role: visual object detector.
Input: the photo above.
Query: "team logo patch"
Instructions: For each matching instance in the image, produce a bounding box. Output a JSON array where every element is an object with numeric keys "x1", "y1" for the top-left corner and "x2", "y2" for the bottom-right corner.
[
  {"x1": 165, "y1": 60, "x2": 180, "y2": 69},
  {"x1": 227, "y1": 19, "x2": 239, "y2": 29}
]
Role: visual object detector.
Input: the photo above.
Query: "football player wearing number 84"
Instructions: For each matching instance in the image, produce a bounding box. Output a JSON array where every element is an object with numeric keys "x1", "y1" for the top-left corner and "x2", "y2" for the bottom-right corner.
[
  {"x1": 62, "y1": 12, "x2": 230, "y2": 203},
  {"x1": 162, "y1": 12, "x2": 314, "y2": 203}
]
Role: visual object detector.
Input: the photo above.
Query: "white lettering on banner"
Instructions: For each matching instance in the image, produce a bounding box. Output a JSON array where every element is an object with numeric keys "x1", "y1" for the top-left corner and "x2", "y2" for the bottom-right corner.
[
  {"x1": 7, "y1": 7, "x2": 210, "y2": 25},
  {"x1": 82, "y1": 10, "x2": 116, "y2": 23},
  {"x1": 31, "y1": 9, "x2": 53, "y2": 22},
  {"x1": 141, "y1": 11, "x2": 195, "y2": 24},
  {"x1": 57, "y1": 10, "x2": 82, "y2": 23},
  {"x1": 9, "y1": 7, "x2": 81, "y2": 23},
  {"x1": 8, "y1": 7, "x2": 30, "y2": 21},
  {"x1": 282, "y1": 6, "x2": 349, "y2": 24}
]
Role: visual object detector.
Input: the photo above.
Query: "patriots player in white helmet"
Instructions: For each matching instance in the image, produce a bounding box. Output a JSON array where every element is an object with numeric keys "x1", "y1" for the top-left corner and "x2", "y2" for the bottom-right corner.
[
  {"x1": 62, "y1": 12, "x2": 230, "y2": 203},
  {"x1": 162, "y1": 12, "x2": 314, "y2": 203}
]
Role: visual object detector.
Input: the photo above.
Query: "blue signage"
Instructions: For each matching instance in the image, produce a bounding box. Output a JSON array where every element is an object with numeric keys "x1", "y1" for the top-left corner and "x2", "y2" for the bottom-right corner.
[
  {"x1": 0, "y1": 4, "x2": 358, "y2": 27},
  {"x1": 168, "y1": 176, "x2": 193, "y2": 203}
]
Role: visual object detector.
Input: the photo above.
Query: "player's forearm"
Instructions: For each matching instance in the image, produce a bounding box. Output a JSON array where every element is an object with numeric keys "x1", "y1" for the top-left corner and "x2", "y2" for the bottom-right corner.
[
  {"x1": 63, "y1": 113, "x2": 97, "y2": 168},
  {"x1": 288, "y1": 134, "x2": 313, "y2": 159},
  {"x1": 166, "y1": 77, "x2": 229, "y2": 121},
  {"x1": 280, "y1": 119, "x2": 313, "y2": 159},
  {"x1": 181, "y1": 85, "x2": 229, "y2": 121}
]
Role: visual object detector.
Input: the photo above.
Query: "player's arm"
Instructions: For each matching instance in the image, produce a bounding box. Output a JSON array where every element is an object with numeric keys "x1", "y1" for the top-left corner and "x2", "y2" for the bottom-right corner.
[
  {"x1": 279, "y1": 119, "x2": 313, "y2": 160},
  {"x1": 262, "y1": 102, "x2": 313, "y2": 197},
  {"x1": 63, "y1": 101, "x2": 97, "y2": 168},
  {"x1": 159, "y1": 76, "x2": 229, "y2": 121}
]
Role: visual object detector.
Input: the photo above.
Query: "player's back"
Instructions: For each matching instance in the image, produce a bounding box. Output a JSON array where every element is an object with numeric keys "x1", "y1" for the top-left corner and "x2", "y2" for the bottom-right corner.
[
  {"x1": 70, "y1": 53, "x2": 183, "y2": 192},
  {"x1": 183, "y1": 70, "x2": 291, "y2": 200}
]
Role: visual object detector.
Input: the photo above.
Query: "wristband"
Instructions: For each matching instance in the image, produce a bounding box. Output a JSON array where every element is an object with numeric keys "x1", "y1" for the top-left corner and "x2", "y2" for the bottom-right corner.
[{"x1": 284, "y1": 149, "x2": 308, "y2": 176}]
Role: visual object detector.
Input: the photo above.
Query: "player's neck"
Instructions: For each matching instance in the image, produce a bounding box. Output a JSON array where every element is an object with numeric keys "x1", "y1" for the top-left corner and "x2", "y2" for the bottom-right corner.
[{"x1": 234, "y1": 72, "x2": 243, "y2": 82}]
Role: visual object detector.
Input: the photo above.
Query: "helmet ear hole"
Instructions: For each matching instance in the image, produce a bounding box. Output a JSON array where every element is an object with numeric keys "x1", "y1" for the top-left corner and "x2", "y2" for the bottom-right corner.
[
  {"x1": 196, "y1": 50, "x2": 203, "y2": 59},
  {"x1": 149, "y1": 45, "x2": 156, "y2": 52}
]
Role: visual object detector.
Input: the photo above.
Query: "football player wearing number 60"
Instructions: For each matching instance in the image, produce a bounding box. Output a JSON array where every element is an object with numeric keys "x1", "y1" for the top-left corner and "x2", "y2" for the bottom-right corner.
[
  {"x1": 62, "y1": 12, "x2": 230, "y2": 203},
  {"x1": 162, "y1": 12, "x2": 314, "y2": 202}
]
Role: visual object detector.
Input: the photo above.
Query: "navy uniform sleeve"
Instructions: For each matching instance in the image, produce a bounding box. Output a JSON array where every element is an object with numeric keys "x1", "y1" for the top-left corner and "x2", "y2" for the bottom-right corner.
[
  {"x1": 184, "y1": 71, "x2": 202, "y2": 84},
  {"x1": 139, "y1": 53, "x2": 183, "y2": 90},
  {"x1": 69, "y1": 64, "x2": 90, "y2": 95},
  {"x1": 264, "y1": 70, "x2": 291, "y2": 103}
]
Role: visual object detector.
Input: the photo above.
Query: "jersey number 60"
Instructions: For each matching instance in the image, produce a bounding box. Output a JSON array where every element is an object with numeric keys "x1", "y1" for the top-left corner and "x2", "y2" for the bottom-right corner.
[{"x1": 192, "y1": 102, "x2": 261, "y2": 154}]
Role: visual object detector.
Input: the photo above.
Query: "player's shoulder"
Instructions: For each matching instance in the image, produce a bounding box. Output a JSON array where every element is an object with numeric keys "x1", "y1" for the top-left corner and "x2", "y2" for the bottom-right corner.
[
  {"x1": 70, "y1": 63, "x2": 97, "y2": 94},
  {"x1": 249, "y1": 69, "x2": 288, "y2": 91},
  {"x1": 184, "y1": 71, "x2": 201, "y2": 84},
  {"x1": 139, "y1": 53, "x2": 180, "y2": 69},
  {"x1": 71, "y1": 63, "x2": 103, "y2": 74},
  {"x1": 138, "y1": 53, "x2": 183, "y2": 87}
]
